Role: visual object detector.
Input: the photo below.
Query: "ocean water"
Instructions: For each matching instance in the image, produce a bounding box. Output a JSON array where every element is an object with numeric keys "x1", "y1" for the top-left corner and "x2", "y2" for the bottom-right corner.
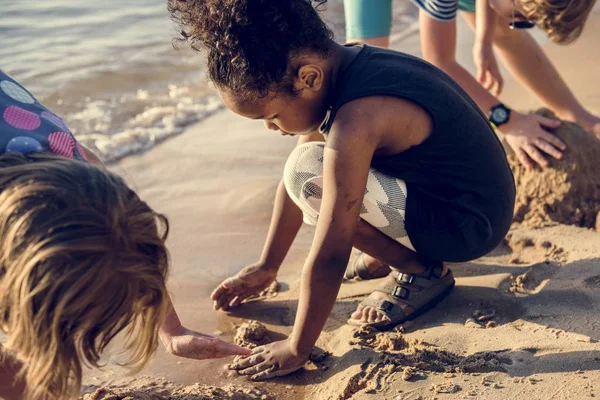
[
  {"x1": 0, "y1": 0, "x2": 419, "y2": 161},
  {"x1": 1, "y1": 0, "x2": 227, "y2": 161}
]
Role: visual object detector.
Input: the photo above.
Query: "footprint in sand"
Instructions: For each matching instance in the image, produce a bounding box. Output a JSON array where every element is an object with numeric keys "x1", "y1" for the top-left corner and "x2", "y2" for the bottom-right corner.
[{"x1": 584, "y1": 275, "x2": 600, "y2": 289}]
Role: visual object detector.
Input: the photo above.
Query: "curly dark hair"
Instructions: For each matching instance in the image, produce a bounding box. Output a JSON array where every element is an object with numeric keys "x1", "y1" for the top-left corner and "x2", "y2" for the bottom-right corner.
[{"x1": 168, "y1": 0, "x2": 334, "y2": 100}]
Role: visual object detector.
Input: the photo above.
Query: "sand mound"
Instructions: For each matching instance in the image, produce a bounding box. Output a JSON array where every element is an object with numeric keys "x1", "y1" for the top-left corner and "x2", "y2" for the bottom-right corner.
[
  {"x1": 508, "y1": 109, "x2": 600, "y2": 230},
  {"x1": 233, "y1": 321, "x2": 271, "y2": 349},
  {"x1": 82, "y1": 378, "x2": 272, "y2": 400}
]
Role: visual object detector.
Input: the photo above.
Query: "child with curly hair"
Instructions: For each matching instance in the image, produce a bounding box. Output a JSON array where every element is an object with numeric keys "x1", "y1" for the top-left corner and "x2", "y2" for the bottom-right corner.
[
  {"x1": 0, "y1": 71, "x2": 249, "y2": 400},
  {"x1": 169, "y1": 0, "x2": 515, "y2": 381}
]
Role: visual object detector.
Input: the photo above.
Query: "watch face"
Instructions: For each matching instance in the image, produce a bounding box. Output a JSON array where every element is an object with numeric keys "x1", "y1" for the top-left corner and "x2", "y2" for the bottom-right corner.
[{"x1": 492, "y1": 107, "x2": 508, "y2": 123}]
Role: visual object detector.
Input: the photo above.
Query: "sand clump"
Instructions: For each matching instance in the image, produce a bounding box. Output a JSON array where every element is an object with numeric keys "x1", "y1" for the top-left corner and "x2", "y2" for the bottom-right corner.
[
  {"x1": 81, "y1": 378, "x2": 273, "y2": 400},
  {"x1": 339, "y1": 326, "x2": 511, "y2": 399},
  {"x1": 465, "y1": 309, "x2": 498, "y2": 329},
  {"x1": 349, "y1": 326, "x2": 510, "y2": 374},
  {"x1": 233, "y1": 321, "x2": 271, "y2": 349},
  {"x1": 508, "y1": 109, "x2": 600, "y2": 231}
]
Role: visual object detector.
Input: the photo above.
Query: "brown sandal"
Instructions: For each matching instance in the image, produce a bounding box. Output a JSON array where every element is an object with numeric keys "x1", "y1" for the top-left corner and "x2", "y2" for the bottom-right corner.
[
  {"x1": 347, "y1": 262, "x2": 455, "y2": 330},
  {"x1": 344, "y1": 251, "x2": 392, "y2": 281}
]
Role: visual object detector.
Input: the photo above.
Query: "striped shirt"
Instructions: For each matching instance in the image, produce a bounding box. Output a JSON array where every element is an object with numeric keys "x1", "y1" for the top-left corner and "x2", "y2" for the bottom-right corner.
[{"x1": 411, "y1": 0, "x2": 460, "y2": 21}]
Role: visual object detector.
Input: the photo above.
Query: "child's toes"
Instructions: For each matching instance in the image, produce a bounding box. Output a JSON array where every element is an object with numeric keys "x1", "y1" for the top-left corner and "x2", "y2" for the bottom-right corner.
[
  {"x1": 367, "y1": 308, "x2": 380, "y2": 323},
  {"x1": 351, "y1": 305, "x2": 365, "y2": 320}
]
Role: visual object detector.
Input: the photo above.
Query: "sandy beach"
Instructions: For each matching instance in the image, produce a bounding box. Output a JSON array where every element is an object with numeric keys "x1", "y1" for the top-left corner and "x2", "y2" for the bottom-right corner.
[{"x1": 80, "y1": 5, "x2": 600, "y2": 400}]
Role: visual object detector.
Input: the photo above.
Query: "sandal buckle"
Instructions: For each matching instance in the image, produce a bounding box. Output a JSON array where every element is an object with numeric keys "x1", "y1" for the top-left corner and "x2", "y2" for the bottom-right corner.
[
  {"x1": 397, "y1": 273, "x2": 414, "y2": 284},
  {"x1": 392, "y1": 285, "x2": 410, "y2": 300},
  {"x1": 378, "y1": 300, "x2": 394, "y2": 313}
]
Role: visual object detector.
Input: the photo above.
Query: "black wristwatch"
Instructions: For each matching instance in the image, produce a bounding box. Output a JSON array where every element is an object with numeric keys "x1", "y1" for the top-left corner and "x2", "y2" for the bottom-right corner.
[{"x1": 489, "y1": 103, "x2": 511, "y2": 127}]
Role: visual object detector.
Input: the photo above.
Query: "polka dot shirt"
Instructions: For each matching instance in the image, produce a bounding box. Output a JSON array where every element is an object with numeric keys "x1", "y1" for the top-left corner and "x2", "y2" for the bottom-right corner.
[{"x1": 0, "y1": 70, "x2": 87, "y2": 161}]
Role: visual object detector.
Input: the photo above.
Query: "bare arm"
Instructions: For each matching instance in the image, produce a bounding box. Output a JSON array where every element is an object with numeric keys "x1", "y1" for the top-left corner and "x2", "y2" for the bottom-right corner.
[
  {"x1": 258, "y1": 132, "x2": 325, "y2": 272},
  {"x1": 473, "y1": 0, "x2": 503, "y2": 94},
  {"x1": 419, "y1": 10, "x2": 565, "y2": 168},
  {"x1": 289, "y1": 123, "x2": 375, "y2": 355},
  {"x1": 158, "y1": 293, "x2": 250, "y2": 359},
  {"x1": 211, "y1": 132, "x2": 325, "y2": 311},
  {"x1": 420, "y1": 12, "x2": 499, "y2": 111}
]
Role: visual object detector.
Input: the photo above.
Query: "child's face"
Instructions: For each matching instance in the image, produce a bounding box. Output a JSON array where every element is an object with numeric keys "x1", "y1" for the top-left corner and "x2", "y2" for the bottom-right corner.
[
  {"x1": 220, "y1": 62, "x2": 330, "y2": 136},
  {"x1": 221, "y1": 90, "x2": 328, "y2": 136}
]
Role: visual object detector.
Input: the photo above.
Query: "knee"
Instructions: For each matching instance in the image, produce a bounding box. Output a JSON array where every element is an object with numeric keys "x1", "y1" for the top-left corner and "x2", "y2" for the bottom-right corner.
[
  {"x1": 283, "y1": 142, "x2": 325, "y2": 226},
  {"x1": 283, "y1": 142, "x2": 325, "y2": 200}
]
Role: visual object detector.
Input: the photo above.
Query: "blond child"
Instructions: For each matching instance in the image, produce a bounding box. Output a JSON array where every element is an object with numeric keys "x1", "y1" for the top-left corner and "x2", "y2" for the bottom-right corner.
[{"x1": 0, "y1": 71, "x2": 249, "y2": 399}]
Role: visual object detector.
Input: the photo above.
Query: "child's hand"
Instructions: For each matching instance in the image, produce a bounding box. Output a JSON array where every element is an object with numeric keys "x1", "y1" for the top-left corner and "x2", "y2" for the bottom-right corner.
[
  {"x1": 473, "y1": 41, "x2": 503, "y2": 96},
  {"x1": 229, "y1": 339, "x2": 308, "y2": 381},
  {"x1": 211, "y1": 263, "x2": 277, "y2": 310},
  {"x1": 501, "y1": 111, "x2": 565, "y2": 169},
  {"x1": 161, "y1": 326, "x2": 251, "y2": 360}
]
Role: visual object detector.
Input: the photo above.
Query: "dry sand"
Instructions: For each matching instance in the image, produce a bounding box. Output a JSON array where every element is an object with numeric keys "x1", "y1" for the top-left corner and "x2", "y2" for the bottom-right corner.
[{"x1": 82, "y1": 4, "x2": 600, "y2": 400}]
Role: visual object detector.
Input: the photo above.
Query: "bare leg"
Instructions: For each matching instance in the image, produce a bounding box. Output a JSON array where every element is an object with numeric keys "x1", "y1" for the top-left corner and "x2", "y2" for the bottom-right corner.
[
  {"x1": 350, "y1": 220, "x2": 448, "y2": 324},
  {"x1": 347, "y1": 36, "x2": 390, "y2": 48},
  {"x1": 462, "y1": 12, "x2": 600, "y2": 137}
]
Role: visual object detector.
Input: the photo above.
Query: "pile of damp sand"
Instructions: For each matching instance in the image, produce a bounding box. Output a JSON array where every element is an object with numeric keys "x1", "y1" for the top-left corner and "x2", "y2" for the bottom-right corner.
[
  {"x1": 508, "y1": 109, "x2": 600, "y2": 231},
  {"x1": 81, "y1": 377, "x2": 273, "y2": 400}
]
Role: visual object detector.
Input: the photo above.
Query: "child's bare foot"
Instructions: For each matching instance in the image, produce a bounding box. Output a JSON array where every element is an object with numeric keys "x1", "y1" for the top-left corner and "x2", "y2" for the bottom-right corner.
[
  {"x1": 211, "y1": 264, "x2": 277, "y2": 310},
  {"x1": 344, "y1": 252, "x2": 391, "y2": 281},
  {"x1": 348, "y1": 261, "x2": 454, "y2": 329}
]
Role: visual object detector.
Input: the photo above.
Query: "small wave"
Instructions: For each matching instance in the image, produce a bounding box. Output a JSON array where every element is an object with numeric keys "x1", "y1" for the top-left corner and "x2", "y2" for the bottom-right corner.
[{"x1": 74, "y1": 88, "x2": 223, "y2": 163}]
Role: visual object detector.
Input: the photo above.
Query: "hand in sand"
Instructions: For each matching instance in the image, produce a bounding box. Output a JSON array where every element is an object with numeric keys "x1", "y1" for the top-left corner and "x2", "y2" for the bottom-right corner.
[
  {"x1": 211, "y1": 264, "x2": 277, "y2": 310},
  {"x1": 230, "y1": 339, "x2": 307, "y2": 381},
  {"x1": 162, "y1": 326, "x2": 251, "y2": 359},
  {"x1": 501, "y1": 111, "x2": 566, "y2": 169},
  {"x1": 473, "y1": 41, "x2": 503, "y2": 96}
]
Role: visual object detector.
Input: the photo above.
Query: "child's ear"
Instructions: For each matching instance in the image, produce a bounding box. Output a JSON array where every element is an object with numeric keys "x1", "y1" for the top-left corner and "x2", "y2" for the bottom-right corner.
[{"x1": 297, "y1": 64, "x2": 324, "y2": 92}]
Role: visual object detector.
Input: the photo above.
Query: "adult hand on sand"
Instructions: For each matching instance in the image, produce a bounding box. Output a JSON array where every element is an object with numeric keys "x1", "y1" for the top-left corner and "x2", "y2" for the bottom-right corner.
[
  {"x1": 162, "y1": 326, "x2": 251, "y2": 359},
  {"x1": 230, "y1": 339, "x2": 307, "y2": 381},
  {"x1": 501, "y1": 111, "x2": 566, "y2": 169},
  {"x1": 211, "y1": 264, "x2": 277, "y2": 310}
]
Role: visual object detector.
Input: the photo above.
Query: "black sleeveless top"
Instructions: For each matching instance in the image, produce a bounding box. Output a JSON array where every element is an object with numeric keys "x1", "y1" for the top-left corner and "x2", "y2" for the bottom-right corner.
[{"x1": 320, "y1": 45, "x2": 515, "y2": 261}]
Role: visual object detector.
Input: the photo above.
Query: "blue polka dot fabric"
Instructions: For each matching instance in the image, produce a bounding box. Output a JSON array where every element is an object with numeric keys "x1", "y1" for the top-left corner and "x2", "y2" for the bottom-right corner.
[{"x1": 0, "y1": 70, "x2": 87, "y2": 161}]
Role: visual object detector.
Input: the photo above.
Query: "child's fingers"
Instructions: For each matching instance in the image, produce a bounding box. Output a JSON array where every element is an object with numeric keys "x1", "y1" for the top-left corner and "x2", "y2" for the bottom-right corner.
[
  {"x1": 213, "y1": 340, "x2": 252, "y2": 358},
  {"x1": 210, "y1": 282, "x2": 228, "y2": 301},
  {"x1": 534, "y1": 114, "x2": 561, "y2": 129},
  {"x1": 215, "y1": 293, "x2": 235, "y2": 310},
  {"x1": 251, "y1": 365, "x2": 303, "y2": 381},
  {"x1": 533, "y1": 138, "x2": 562, "y2": 160},
  {"x1": 231, "y1": 354, "x2": 264, "y2": 370},
  {"x1": 515, "y1": 148, "x2": 534, "y2": 170},
  {"x1": 230, "y1": 295, "x2": 248, "y2": 308},
  {"x1": 523, "y1": 143, "x2": 549, "y2": 168}
]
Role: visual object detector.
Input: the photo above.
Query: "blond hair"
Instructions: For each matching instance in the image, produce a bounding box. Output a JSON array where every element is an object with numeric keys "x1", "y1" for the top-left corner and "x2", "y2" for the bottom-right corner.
[
  {"x1": 0, "y1": 153, "x2": 170, "y2": 399},
  {"x1": 521, "y1": 0, "x2": 596, "y2": 44}
]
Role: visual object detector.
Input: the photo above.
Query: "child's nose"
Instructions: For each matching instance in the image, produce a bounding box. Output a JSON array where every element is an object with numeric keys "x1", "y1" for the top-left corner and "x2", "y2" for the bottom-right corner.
[{"x1": 264, "y1": 120, "x2": 279, "y2": 131}]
